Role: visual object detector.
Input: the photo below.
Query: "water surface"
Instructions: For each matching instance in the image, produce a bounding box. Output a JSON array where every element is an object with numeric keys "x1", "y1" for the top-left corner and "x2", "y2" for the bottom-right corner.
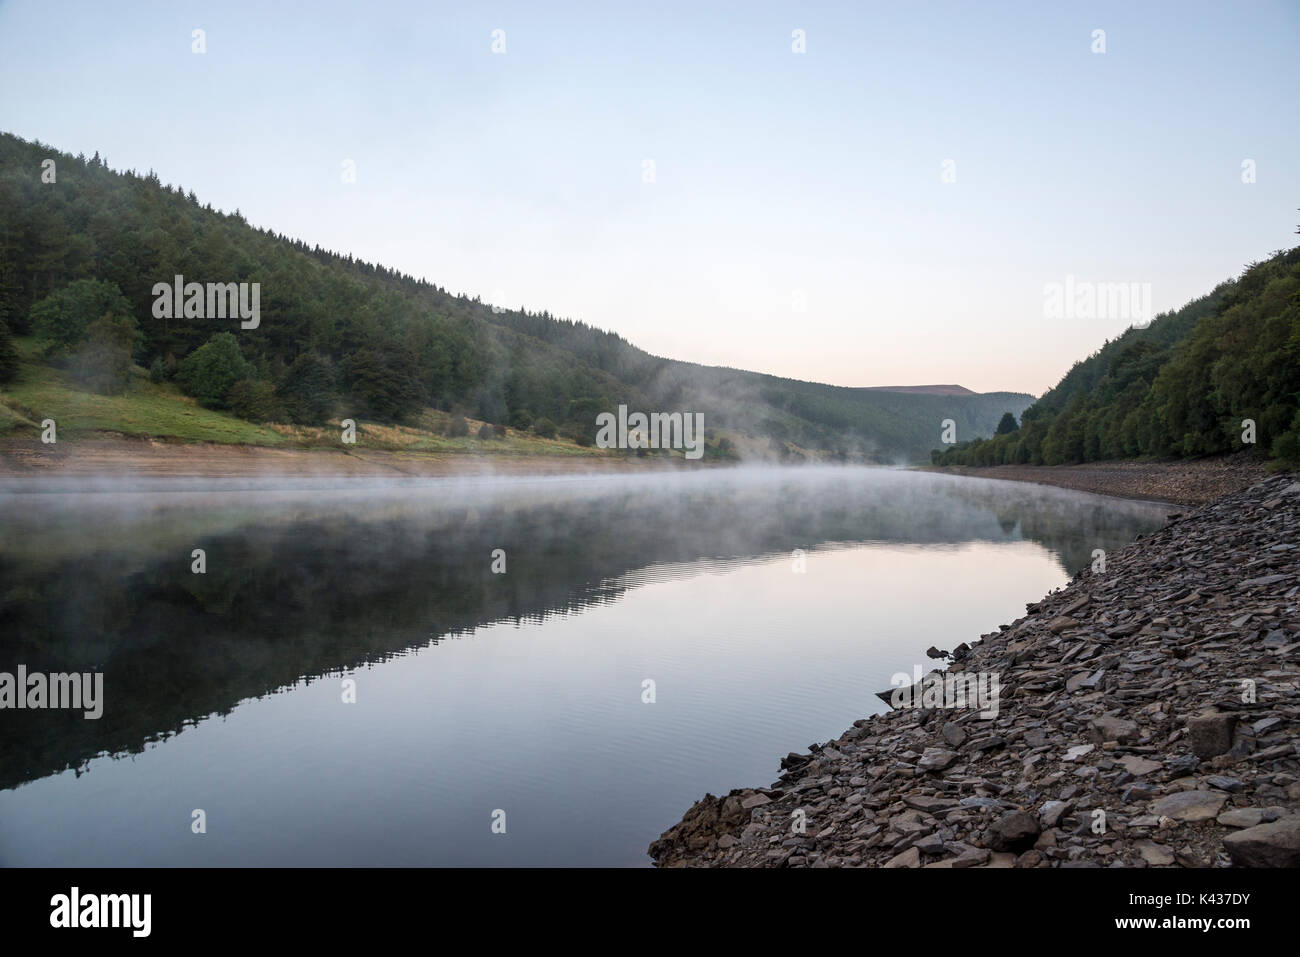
[{"x1": 0, "y1": 466, "x2": 1168, "y2": 865}]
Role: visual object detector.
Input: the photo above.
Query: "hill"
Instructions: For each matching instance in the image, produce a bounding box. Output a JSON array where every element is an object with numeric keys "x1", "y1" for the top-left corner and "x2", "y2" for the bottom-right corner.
[
  {"x1": 0, "y1": 131, "x2": 1032, "y2": 464},
  {"x1": 933, "y1": 246, "x2": 1300, "y2": 467},
  {"x1": 859, "y1": 384, "x2": 976, "y2": 396}
]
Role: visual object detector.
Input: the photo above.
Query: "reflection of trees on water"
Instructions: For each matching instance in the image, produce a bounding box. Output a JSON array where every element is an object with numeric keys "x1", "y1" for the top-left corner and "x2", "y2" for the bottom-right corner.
[{"x1": 0, "y1": 472, "x2": 1167, "y2": 790}]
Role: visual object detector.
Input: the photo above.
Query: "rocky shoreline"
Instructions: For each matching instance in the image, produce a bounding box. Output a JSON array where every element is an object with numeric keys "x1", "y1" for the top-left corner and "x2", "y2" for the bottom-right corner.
[{"x1": 649, "y1": 473, "x2": 1300, "y2": 868}]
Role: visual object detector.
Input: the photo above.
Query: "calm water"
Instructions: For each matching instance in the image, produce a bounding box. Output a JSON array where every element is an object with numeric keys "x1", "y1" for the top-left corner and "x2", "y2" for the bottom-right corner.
[{"x1": 0, "y1": 466, "x2": 1168, "y2": 866}]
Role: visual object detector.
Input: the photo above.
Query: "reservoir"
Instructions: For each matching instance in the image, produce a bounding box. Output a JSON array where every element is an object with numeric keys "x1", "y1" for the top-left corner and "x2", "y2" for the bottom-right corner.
[{"x1": 0, "y1": 466, "x2": 1168, "y2": 866}]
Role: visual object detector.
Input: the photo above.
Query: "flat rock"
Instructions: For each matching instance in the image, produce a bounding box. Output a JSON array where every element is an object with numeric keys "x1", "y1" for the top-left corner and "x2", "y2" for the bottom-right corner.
[
  {"x1": 1238, "y1": 573, "x2": 1289, "y2": 589},
  {"x1": 1066, "y1": 672, "x2": 1092, "y2": 693},
  {"x1": 883, "y1": 846, "x2": 922, "y2": 869},
  {"x1": 1119, "y1": 755, "x2": 1163, "y2": 776},
  {"x1": 1150, "y1": 790, "x2": 1228, "y2": 822},
  {"x1": 903, "y1": 794, "x2": 957, "y2": 812},
  {"x1": 917, "y1": 748, "x2": 959, "y2": 772},
  {"x1": 1135, "y1": 840, "x2": 1175, "y2": 866},
  {"x1": 951, "y1": 847, "x2": 989, "y2": 868},
  {"x1": 1092, "y1": 716, "x2": 1139, "y2": 743},
  {"x1": 1217, "y1": 808, "x2": 1266, "y2": 828}
]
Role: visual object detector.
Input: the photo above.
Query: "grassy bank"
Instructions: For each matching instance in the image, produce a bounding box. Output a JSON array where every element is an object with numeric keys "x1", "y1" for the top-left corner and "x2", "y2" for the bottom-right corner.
[{"x1": 0, "y1": 337, "x2": 612, "y2": 458}]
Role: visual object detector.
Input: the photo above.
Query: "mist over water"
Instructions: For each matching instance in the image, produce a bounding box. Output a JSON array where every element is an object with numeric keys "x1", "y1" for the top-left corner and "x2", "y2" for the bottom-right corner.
[{"x1": 0, "y1": 466, "x2": 1168, "y2": 865}]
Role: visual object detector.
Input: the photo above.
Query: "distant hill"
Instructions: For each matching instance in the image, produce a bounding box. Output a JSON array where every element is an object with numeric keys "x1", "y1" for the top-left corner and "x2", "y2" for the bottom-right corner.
[
  {"x1": 860, "y1": 384, "x2": 976, "y2": 396},
  {"x1": 0, "y1": 131, "x2": 1033, "y2": 463},
  {"x1": 934, "y1": 246, "x2": 1300, "y2": 466}
]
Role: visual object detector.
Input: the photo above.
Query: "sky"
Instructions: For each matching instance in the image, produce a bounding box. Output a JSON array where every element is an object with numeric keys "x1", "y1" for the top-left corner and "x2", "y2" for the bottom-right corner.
[{"x1": 1, "y1": 0, "x2": 1297, "y2": 395}]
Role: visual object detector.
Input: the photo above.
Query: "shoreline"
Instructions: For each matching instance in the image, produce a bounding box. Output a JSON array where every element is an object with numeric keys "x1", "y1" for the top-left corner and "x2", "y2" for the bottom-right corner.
[
  {"x1": 0, "y1": 433, "x2": 716, "y2": 482},
  {"x1": 649, "y1": 473, "x2": 1300, "y2": 868},
  {"x1": 923, "y1": 456, "x2": 1270, "y2": 507}
]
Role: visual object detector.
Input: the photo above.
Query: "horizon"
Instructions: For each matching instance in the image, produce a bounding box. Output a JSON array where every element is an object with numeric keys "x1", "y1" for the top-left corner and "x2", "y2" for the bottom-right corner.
[{"x1": 2, "y1": 0, "x2": 1296, "y2": 395}]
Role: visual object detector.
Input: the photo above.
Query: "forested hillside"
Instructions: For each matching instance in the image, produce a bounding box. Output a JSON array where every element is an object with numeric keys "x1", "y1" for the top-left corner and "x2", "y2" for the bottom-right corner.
[
  {"x1": 0, "y1": 132, "x2": 1029, "y2": 462},
  {"x1": 934, "y1": 246, "x2": 1300, "y2": 467}
]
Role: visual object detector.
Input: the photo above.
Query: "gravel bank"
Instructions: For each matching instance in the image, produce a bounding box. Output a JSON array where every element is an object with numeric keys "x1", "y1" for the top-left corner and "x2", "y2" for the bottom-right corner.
[
  {"x1": 649, "y1": 474, "x2": 1300, "y2": 868},
  {"x1": 927, "y1": 457, "x2": 1270, "y2": 506}
]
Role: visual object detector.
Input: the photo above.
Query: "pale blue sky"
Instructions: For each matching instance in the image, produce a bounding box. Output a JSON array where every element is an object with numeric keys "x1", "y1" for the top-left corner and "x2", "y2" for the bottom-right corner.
[{"x1": 2, "y1": 0, "x2": 1296, "y2": 393}]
